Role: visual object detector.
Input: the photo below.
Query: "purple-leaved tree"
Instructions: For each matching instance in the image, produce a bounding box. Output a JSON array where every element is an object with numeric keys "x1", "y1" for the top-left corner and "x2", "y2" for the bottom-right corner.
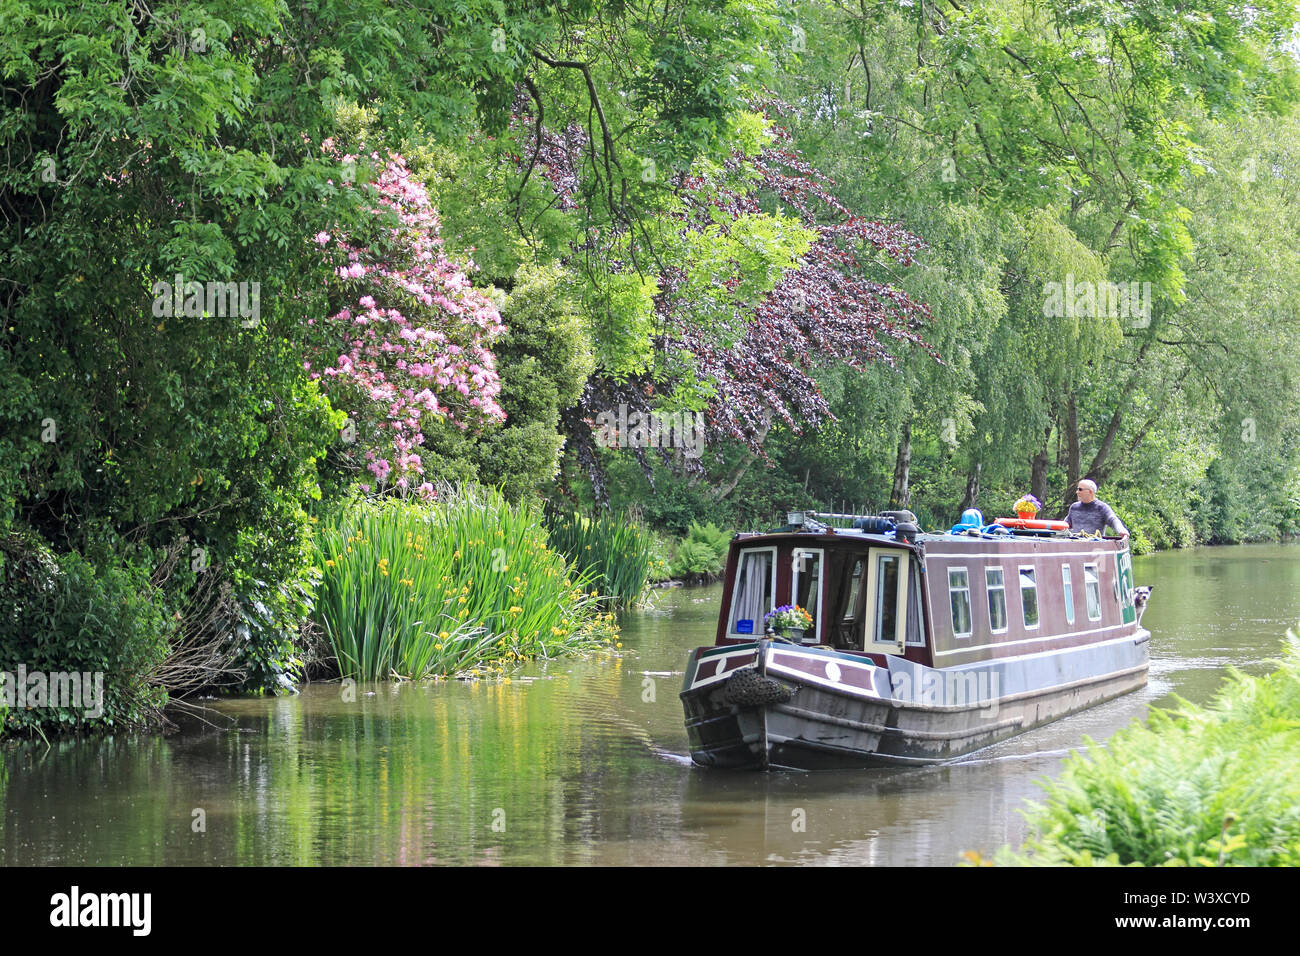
[{"x1": 516, "y1": 104, "x2": 938, "y2": 499}]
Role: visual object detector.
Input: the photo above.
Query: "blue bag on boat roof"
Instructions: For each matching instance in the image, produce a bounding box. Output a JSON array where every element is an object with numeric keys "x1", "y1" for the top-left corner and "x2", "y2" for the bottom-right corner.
[{"x1": 949, "y1": 508, "x2": 984, "y2": 534}]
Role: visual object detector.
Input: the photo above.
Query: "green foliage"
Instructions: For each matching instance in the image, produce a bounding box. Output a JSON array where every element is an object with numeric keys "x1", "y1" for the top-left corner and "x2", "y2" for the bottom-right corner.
[
  {"x1": 627, "y1": 2, "x2": 782, "y2": 169},
  {"x1": 671, "y1": 539, "x2": 722, "y2": 579},
  {"x1": 413, "y1": 135, "x2": 577, "y2": 287},
  {"x1": 601, "y1": 457, "x2": 722, "y2": 536},
  {"x1": 666, "y1": 1, "x2": 1300, "y2": 547},
  {"x1": 670, "y1": 521, "x2": 732, "y2": 579},
  {"x1": 5, "y1": 0, "x2": 779, "y2": 719},
  {"x1": 1001, "y1": 631, "x2": 1300, "y2": 867},
  {"x1": 311, "y1": 487, "x2": 615, "y2": 682},
  {"x1": 544, "y1": 507, "x2": 656, "y2": 606},
  {"x1": 408, "y1": 265, "x2": 596, "y2": 501},
  {"x1": 1099, "y1": 484, "x2": 1195, "y2": 554},
  {"x1": 499, "y1": 266, "x2": 594, "y2": 416},
  {"x1": 477, "y1": 266, "x2": 595, "y2": 497},
  {"x1": 689, "y1": 520, "x2": 731, "y2": 561},
  {"x1": 228, "y1": 575, "x2": 315, "y2": 694},
  {"x1": 583, "y1": 270, "x2": 660, "y2": 381},
  {"x1": 645, "y1": 531, "x2": 675, "y2": 584},
  {"x1": 0, "y1": 531, "x2": 169, "y2": 735},
  {"x1": 674, "y1": 209, "x2": 815, "y2": 331}
]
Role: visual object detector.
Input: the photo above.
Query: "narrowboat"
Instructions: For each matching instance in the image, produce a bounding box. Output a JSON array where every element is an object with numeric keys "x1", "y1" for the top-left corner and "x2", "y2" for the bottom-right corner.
[{"x1": 680, "y1": 510, "x2": 1151, "y2": 770}]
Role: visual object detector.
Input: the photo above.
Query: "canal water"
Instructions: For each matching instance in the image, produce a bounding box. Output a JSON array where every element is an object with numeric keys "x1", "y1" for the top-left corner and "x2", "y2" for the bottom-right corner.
[{"x1": 2, "y1": 544, "x2": 1297, "y2": 866}]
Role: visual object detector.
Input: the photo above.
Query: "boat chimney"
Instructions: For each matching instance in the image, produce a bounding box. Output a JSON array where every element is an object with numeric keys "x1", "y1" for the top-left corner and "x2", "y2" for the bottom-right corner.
[{"x1": 881, "y1": 510, "x2": 919, "y2": 544}]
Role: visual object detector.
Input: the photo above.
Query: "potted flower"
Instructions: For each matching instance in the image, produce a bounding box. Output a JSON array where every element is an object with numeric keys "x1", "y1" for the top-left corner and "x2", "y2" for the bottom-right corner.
[
  {"x1": 764, "y1": 604, "x2": 814, "y2": 641},
  {"x1": 1013, "y1": 494, "x2": 1041, "y2": 519}
]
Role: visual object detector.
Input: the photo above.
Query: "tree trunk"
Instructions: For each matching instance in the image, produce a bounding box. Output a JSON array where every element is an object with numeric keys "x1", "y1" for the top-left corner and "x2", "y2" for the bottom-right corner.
[
  {"x1": 1055, "y1": 339, "x2": 1155, "y2": 515},
  {"x1": 1030, "y1": 426, "x2": 1051, "y2": 506},
  {"x1": 959, "y1": 462, "x2": 982, "y2": 513},
  {"x1": 710, "y1": 410, "x2": 773, "y2": 502},
  {"x1": 711, "y1": 453, "x2": 756, "y2": 503},
  {"x1": 1065, "y1": 393, "x2": 1081, "y2": 491},
  {"x1": 890, "y1": 419, "x2": 912, "y2": 509}
]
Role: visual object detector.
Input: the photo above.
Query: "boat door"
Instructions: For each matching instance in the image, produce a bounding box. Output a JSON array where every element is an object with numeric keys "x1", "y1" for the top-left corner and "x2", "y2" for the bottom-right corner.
[{"x1": 864, "y1": 547, "x2": 909, "y2": 654}]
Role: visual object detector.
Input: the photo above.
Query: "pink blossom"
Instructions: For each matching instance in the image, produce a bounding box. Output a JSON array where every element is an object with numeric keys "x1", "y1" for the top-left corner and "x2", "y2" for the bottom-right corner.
[{"x1": 305, "y1": 150, "x2": 506, "y2": 497}]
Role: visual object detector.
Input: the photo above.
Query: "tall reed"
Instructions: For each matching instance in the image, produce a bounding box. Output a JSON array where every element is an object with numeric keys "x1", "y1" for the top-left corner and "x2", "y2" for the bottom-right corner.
[
  {"x1": 544, "y1": 506, "x2": 656, "y2": 606},
  {"x1": 312, "y1": 487, "x2": 615, "y2": 681}
]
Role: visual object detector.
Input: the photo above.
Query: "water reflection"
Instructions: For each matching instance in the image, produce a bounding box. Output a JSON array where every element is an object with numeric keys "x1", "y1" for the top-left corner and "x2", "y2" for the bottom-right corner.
[{"x1": 2, "y1": 543, "x2": 1297, "y2": 866}]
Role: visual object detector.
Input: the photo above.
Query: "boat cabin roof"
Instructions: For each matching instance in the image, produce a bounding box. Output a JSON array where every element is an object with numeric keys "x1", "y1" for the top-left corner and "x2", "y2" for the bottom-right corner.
[
  {"x1": 717, "y1": 519, "x2": 1135, "y2": 664},
  {"x1": 732, "y1": 523, "x2": 1129, "y2": 553}
]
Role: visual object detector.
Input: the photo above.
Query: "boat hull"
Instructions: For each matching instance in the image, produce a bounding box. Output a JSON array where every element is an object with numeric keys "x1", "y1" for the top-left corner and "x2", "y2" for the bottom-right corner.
[{"x1": 681, "y1": 636, "x2": 1149, "y2": 771}]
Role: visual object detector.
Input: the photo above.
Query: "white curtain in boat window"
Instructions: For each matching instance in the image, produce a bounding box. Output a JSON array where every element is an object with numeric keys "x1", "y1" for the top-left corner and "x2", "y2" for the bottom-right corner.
[
  {"x1": 731, "y1": 550, "x2": 774, "y2": 633},
  {"x1": 1062, "y1": 564, "x2": 1076, "y2": 626},
  {"x1": 1085, "y1": 564, "x2": 1102, "y2": 621}
]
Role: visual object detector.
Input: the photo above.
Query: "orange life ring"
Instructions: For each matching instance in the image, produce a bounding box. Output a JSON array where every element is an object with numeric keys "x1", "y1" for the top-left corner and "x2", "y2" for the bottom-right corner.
[{"x1": 995, "y1": 517, "x2": 1069, "y2": 531}]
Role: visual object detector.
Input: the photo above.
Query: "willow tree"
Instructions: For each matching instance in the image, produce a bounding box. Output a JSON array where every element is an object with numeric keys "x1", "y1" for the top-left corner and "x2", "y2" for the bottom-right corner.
[{"x1": 789, "y1": 0, "x2": 1300, "y2": 518}]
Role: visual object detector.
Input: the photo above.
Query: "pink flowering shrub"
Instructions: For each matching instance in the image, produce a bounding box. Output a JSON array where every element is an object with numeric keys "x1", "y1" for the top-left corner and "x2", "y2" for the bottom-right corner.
[{"x1": 308, "y1": 147, "x2": 506, "y2": 497}]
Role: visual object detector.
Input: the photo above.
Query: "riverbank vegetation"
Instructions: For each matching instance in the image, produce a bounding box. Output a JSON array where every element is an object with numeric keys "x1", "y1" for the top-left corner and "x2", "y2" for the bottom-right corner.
[
  {"x1": 668, "y1": 522, "x2": 734, "y2": 583},
  {"x1": 996, "y1": 632, "x2": 1300, "y2": 866},
  {"x1": 4, "y1": 0, "x2": 1300, "y2": 734},
  {"x1": 544, "y1": 507, "x2": 659, "y2": 606},
  {"x1": 0, "y1": 531, "x2": 169, "y2": 734},
  {"x1": 312, "y1": 488, "x2": 615, "y2": 681}
]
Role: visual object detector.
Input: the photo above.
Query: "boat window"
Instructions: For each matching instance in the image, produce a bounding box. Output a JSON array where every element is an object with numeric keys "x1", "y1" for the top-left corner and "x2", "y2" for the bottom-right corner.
[
  {"x1": 728, "y1": 548, "x2": 776, "y2": 637},
  {"x1": 1085, "y1": 564, "x2": 1102, "y2": 621},
  {"x1": 791, "y1": 549, "x2": 823, "y2": 644},
  {"x1": 905, "y1": 561, "x2": 927, "y2": 647},
  {"x1": 1020, "y1": 567, "x2": 1039, "y2": 629},
  {"x1": 874, "y1": 552, "x2": 902, "y2": 645},
  {"x1": 986, "y1": 567, "x2": 1008, "y2": 633},
  {"x1": 1062, "y1": 564, "x2": 1075, "y2": 626},
  {"x1": 948, "y1": 567, "x2": 972, "y2": 638},
  {"x1": 841, "y1": 558, "x2": 865, "y2": 623}
]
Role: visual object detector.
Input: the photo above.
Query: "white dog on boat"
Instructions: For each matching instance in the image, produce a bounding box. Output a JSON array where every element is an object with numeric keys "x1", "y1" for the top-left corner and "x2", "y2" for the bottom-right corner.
[{"x1": 1134, "y1": 585, "x2": 1153, "y2": 624}]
